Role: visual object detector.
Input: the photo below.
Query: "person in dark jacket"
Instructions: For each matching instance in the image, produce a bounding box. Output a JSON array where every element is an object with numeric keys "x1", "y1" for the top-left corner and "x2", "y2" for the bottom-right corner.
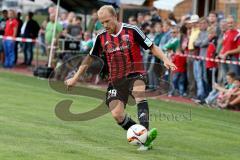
[
  {"x1": 21, "y1": 12, "x2": 40, "y2": 66},
  {"x1": 0, "y1": 10, "x2": 8, "y2": 64},
  {"x1": 14, "y1": 11, "x2": 23, "y2": 64}
]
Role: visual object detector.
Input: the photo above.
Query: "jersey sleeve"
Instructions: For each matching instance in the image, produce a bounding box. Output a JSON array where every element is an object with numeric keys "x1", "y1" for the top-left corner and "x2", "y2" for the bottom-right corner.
[
  {"x1": 133, "y1": 26, "x2": 153, "y2": 50},
  {"x1": 89, "y1": 35, "x2": 102, "y2": 57}
]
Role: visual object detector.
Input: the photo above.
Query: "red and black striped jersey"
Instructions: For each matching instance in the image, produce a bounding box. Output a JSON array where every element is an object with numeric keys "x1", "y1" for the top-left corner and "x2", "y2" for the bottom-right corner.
[{"x1": 89, "y1": 23, "x2": 153, "y2": 82}]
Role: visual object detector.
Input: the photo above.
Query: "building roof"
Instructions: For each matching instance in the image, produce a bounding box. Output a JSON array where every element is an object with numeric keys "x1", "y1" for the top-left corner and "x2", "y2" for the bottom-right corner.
[
  {"x1": 153, "y1": 0, "x2": 184, "y2": 11},
  {"x1": 120, "y1": 0, "x2": 145, "y2": 5},
  {"x1": 50, "y1": 0, "x2": 119, "y2": 13}
]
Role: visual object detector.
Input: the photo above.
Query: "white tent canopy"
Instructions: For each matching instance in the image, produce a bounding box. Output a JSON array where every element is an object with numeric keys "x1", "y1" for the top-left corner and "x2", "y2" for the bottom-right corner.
[
  {"x1": 153, "y1": 0, "x2": 184, "y2": 11},
  {"x1": 120, "y1": 0, "x2": 145, "y2": 5},
  {"x1": 100, "y1": 0, "x2": 145, "y2": 6}
]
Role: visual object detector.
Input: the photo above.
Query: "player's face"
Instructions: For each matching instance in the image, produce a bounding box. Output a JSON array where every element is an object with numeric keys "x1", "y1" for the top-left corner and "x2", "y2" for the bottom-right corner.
[{"x1": 98, "y1": 10, "x2": 117, "y2": 34}]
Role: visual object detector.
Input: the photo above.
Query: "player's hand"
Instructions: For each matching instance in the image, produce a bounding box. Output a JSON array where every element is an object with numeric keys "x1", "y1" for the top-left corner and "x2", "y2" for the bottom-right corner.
[
  {"x1": 64, "y1": 77, "x2": 78, "y2": 89},
  {"x1": 164, "y1": 60, "x2": 177, "y2": 71}
]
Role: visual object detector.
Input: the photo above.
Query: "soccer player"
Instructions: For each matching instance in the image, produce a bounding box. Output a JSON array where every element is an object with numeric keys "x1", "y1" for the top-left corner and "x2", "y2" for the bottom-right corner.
[{"x1": 65, "y1": 5, "x2": 176, "y2": 151}]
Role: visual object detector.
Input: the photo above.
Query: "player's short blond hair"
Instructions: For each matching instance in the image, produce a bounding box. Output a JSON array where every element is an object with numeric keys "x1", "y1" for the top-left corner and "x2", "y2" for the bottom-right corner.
[{"x1": 97, "y1": 5, "x2": 117, "y2": 17}]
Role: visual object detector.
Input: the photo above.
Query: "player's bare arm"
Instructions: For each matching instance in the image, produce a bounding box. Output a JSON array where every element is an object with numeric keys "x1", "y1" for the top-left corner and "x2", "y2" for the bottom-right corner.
[
  {"x1": 65, "y1": 55, "x2": 94, "y2": 87},
  {"x1": 150, "y1": 44, "x2": 177, "y2": 71}
]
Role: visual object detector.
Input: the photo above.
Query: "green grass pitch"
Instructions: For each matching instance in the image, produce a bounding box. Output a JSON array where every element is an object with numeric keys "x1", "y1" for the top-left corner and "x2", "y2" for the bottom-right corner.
[{"x1": 0, "y1": 72, "x2": 240, "y2": 160}]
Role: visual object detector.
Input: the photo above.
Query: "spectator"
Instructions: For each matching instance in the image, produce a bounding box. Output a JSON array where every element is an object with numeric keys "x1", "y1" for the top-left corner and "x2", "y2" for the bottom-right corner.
[
  {"x1": 87, "y1": 9, "x2": 98, "y2": 34},
  {"x1": 205, "y1": 72, "x2": 236, "y2": 107},
  {"x1": 14, "y1": 11, "x2": 23, "y2": 65},
  {"x1": 146, "y1": 23, "x2": 158, "y2": 90},
  {"x1": 187, "y1": 14, "x2": 200, "y2": 98},
  {"x1": 158, "y1": 20, "x2": 173, "y2": 81},
  {"x1": 144, "y1": 13, "x2": 152, "y2": 24},
  {"x1": 144, "y1": 22, "x2": 164, "y2": 91},
  {"x1": 59, "y1": 12, "x2": 69, "y2": 29},
  {"x1": 128, "y1": 16, "x2": 137, "y2": 25},
  {"x1": 38, "y1": 16, "x2": 49, "y2": 56},
  {"x1": 165, "y1": 27, "x2": 187, "y2": 97},
  {"x1": 3, "y1": 10, "x2": 18, "y2": 68},
  {"x1": 153, "y1": 22, "x2": 163, "y2": 46},
  {"x1": 0, "y1": 10, "x2": 8, "y2": 65},
  {"x1": 208, "y1": 11, "x2": 220, "y2": 35},
  {"x1": 66, "y1": 16, "x2": 82, "y2": 40},
  {"x1": 163, "y1": 27, "x2": 179, "y2": 53},
  {"x1": 21, "y1": 12, "x2": 40, "y2": 66},
  {"x1": 82, "y1": 31, "x2": 99, "y2": 84},
  {"x1": 140, "y1": 22, "x2": 155, "y2": 88},
  {"x1": 150, "y1": 7, "x2": 161, "y2": 23},
  {"x1": 226, "y1": 82, "x2": 240, "y2": 109},
  {"x1": 217, "y1": 77, "x2": 240, "y2": 108},
  {"x1": 168, "y1": 12, "x2": 177, "y2": 24},
  {"x1": 194, "y1": 17, "x2": 210, "y2": 102},
  {"x1": 48, "y1": 7, "x2": 56, "y2": 15},
  {"x1": 179, "y1": 24, "x2": 188, "y2": 54},
  {"x1": 88, "y1": 9, "x2": 103, "y2": 36},
  {"x1": 45, "y1": 13, "x2": 63, "y2": 67},
  {"x1": 45, "y1": 14, "x2": 63, "y2": 46},
  {"x1": 206, "y1": 27, "x2": 218, "y2": 91},
  {"x1": 81, "y1": 32, "x2": 93, "y2": 54},
  {"x1": 67, "y1": 12, "x2": 76, "y2": 25},
  {"x1": 219, "y1": 15, "x2": 240, "y2": 76},
  {"x1": 179, "y1": 14, "x2": 190, "y2": 26},
  {"x1": 188, "y1": 14, "x2": 200, "y2": 52},
  {"x1": 217, "y1": 19, "x2": 228, "y2": 84},
  {"x1": 153, "y1": 22, "x2": 164, "y2": 79},
  {"x1": 0, "y1": 10, "x2": 8, "y2": 35},
  {"x1": 159, "y1": 20, "x2": 172, "y2": 51},
  {"x1": 179, "y1": 24, "x2": 189, "y2": 93},
  {"x1": 137, "y1": 13, "x2": 144, "y2": 28}
]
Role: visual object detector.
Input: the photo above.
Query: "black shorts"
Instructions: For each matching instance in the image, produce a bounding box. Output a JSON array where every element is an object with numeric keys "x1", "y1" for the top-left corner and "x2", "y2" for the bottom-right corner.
[{"x1": 106, "y1": 73, "x2": 146, "y2": 106}]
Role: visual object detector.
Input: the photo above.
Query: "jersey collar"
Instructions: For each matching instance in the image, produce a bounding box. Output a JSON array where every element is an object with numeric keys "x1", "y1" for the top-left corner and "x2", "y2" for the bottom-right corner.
[{"x1": 111, "y1": 23, "x2": 123, "y2": 37}]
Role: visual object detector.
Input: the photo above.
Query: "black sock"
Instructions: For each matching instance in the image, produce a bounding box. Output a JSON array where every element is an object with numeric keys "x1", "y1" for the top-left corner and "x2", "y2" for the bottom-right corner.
[
  {"x1": 118, "y1": 115, "x2": 136, "y2": 130},
  {"x1": 137, "y1": 100, "x2": 149, "y2": 130}
]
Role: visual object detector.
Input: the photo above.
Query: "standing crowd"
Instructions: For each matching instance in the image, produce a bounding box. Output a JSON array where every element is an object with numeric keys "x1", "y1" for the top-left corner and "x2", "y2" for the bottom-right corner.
[
  {"x1": 126, "y1": 9, "x2": 240, "y2": 109},
  {"x1": 0, "y1": 9, "x2": 40, "y2": 68}
]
